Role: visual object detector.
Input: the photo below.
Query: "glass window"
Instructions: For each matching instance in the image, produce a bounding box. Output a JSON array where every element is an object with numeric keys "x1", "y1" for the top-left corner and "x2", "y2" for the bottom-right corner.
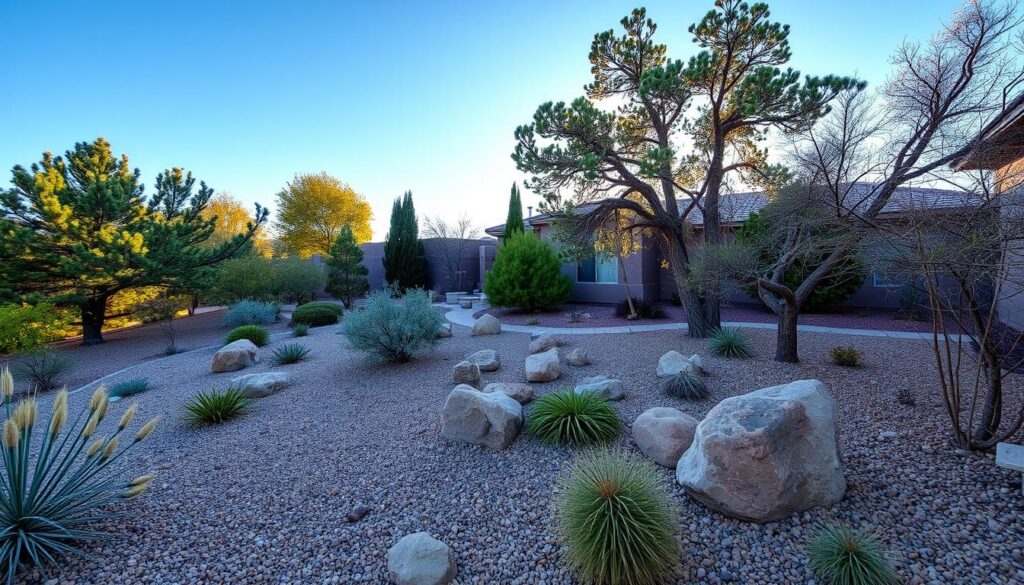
[{"x1": 578, "y1": 253, "x2": 618, "y2": 283}]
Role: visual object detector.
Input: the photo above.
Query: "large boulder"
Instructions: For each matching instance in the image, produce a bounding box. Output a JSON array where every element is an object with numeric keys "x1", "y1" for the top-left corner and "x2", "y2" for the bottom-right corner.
[
  {"x1": 656, "y1": 351, "x2": 703, "y2": 377},
  {"x1": 230, "y1": 372, "x2": 290, "y2": 398},
  {"x1": 525, "y1": 348, "x2": 560, "y2": 382},
  {"x1": 574, "y1": 375, "x2": 624, "y2": 400},
  {"x1": 528, "y1": 333, "x2": 559, "y2": 354},
  {"x1": 676, "y1": 379, "x2": 846, "y2": 522},
  {"x1": 483, "y1": 382, "x2": 534, "y2": 404},
  {"x1": 452, "y1": 361, "x2": 481, "y2": 388},
  {"x1": 387, "y1": 532, "x2": 457, "y2": 585},
  {"x1": 441, "y1": 385, "x2": 523, "y2": 450},
  {"x1": 466, "y1": 349, "x2": 500, "y2": 372},
  {"x1": 632, "y1": 407, "x2": 698, "y2": 468},
  {"x1": 471, "y1": 314, "x2": 501, "y2": 336},
  {"x1": 212, "y1": 339, "x2": 259, "y2": 373},
  {"x1": 565, "y1": 347, "x2": 591, "y2": 366}
]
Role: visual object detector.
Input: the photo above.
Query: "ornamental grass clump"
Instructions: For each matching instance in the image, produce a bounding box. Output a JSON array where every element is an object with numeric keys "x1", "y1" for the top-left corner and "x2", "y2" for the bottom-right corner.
[
  {"x1": 108, "y1": 378, "x2": 150, "y2": 400},
  {"x1": 184, "y1": 388, "x2": 249, "y2": 425},
  {"x1": 807, "y1": 521, "x2": 899, "y2": 585},
  {"x1": 0, "y1": 366, "x2": 158, "y2": 584},
  {"x1": 526, "y1": 390, "x2": 620, "y2": 445},
  {"x1": 223, "y1": 300, "x2": 278, "y2": 327},
  {"x1": 555, "y1": 449, "x2": 679, "y2": 585},
  {"x1": 343, "y1": 288, "x2": 443, "y2": 363},
  {"x1": 708, "y1": 327, "x2": 753, "y2": 359},
  {"x1": 272, "y1": 343, "x2": 310, "y2": 365},
  {"x1": 291, "y1": 322, "x2": 310, "y2": 337},
  {"x1": 224, "y1": 325, "x2": 269, "y2": 347},
  {"x1": 659, "y1": 370, "x2": 709, "y2": 400}
]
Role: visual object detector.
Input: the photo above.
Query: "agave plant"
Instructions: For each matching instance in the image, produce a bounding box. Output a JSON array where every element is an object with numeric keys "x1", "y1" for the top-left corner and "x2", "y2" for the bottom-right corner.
[
  {"x1": 0, "y1": 366, "x2": 158, "y2": 583},
  {"x1": 184, "y1": 388, "x2": 249, "y2": 425},
  {"x1": 708, "y1": 327, "x2": 753, "y2": 359},
  {"x1": 807, "y1": 521, "x2": 899, "y2": 585},
  {"x1": 272, "y1": 343, "x2": 310, "y2": 365}
]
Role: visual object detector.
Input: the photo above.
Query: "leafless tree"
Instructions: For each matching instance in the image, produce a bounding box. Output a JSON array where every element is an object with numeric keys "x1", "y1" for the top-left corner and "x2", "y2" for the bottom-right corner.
[{"x1": 423, "y1": 214, "x2": 480, "y2": 292}]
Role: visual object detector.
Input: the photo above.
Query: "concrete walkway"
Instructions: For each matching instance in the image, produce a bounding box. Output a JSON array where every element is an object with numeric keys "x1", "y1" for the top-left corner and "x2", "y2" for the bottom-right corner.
[{"x1": 442, "y1": 303, "x2": 957, "y2": 341}]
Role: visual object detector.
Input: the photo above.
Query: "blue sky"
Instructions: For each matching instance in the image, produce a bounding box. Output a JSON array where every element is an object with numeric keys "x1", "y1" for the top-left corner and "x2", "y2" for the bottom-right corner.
[{"x1": 0, "y1": 0, "x2": 963, "y2": 240}]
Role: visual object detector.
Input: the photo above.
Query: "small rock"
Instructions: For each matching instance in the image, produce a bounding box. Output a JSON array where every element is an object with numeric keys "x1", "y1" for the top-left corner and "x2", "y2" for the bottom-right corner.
[
  {"x1": 230, "y1": 371, "x2": 291, "y2": 398},
  {"x1": 574, "y1": 375, "x2": 624, "y2": 400},
  {"x1": 441, "y1": 385, "x2": 523, "y2": 450},
  {"x1": 471, "y1": 314, "x2": 501, "y2": 336},
  {"x1": 528, "y1": 333, "x2": 559, "y2": 354},
  {"x1": 452, "y1": 361, "x2": 481, "y2": 388},
  {"x1": 387, "y1": 532, "x2": 457, "y2": 585},
  {"x1": 466, "y1": 349, "x2": 500, "y2": 372},
  {"x1": 436, "y1": 323, "x2": 453, "y2": 338},
  {"x1": 632, "y1": 407, "x2": 698, "y2": 468},
  {"x1": 345, "y1": 505, "x2": 372, "y2": 523},
  {"x1": 525, "y1": 348, "x2": 560, "y2": 382},
  {"x1": 656, "y1": 351, "x2": 702, "y2": 377},
  {"x1": 483, "y1": 382, "x2": 534, "y2": 404},
  {"x1": 212, "y1": 339, "x2": 259, "y2": 373},
  {"x1": 565, "y1": 347, "x2": 591, "y2": 366}
]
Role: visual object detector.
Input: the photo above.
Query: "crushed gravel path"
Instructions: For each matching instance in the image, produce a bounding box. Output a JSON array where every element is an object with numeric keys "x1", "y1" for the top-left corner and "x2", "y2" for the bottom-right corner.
[{"x1": 11, "y1": 323, "x2": 1023, "y2": 584}]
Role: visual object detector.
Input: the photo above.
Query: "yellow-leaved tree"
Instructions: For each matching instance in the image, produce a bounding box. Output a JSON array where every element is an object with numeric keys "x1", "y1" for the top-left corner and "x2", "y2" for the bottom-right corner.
[
  {"x1": 202, "y1": 193, "x2": 272, "y2": 257},
  {"x1": 274, "y1": 173, "x2": 372, "y2": 258}
]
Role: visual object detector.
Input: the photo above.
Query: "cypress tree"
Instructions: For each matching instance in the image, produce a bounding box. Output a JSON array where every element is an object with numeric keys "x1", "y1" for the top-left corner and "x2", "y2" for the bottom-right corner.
[
  {"x1": 382, "y1": 191, "x2": 429, "y2": 292},
  {"x1": 503, "y1": 183, "x2": 525, "y2": 243},
  {"x1": 325, "y1": 224, "x2": 369, "y2": 308}
]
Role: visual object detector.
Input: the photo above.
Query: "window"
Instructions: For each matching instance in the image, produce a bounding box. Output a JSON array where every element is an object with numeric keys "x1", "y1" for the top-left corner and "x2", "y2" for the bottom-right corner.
[
  {"x1": 872, "y1": 272, "x2": 901, "y2": 288},
  {"x1": 578, "y1": 254, "x2": 618, "y2": 283}
]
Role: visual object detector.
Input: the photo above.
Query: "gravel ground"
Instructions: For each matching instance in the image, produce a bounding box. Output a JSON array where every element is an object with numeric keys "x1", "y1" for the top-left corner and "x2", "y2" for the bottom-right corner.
[{"x1": 11, "y1": 322, "x2": 1023, "y2": 584}]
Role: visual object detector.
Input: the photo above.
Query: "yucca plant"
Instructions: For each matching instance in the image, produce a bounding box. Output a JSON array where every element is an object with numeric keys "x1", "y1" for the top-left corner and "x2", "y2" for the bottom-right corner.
[
  {"x1": 108, "y1": 378, "x2": 149, "y2": 401},
  {"x1": 526, "y1": 390, "x2": 620, "y2": 445},
  {"x1": 272, "y1": 343, "x2": 310, "y2": 365},
  {"x1": 224, "y1": 325, "x2": 269, "y2": 347},
  {"x1": 807, "y1": 521, "x2": 899, "y2": 585},
  {"x1": 291, "y1": 322, "x2": 310, "y2": 337},
  {"x1": 184, "y1": 388, "x2": 249, "y2": 425},
  {"x1": 659, "y1": 370, "x2": 709, "y2": 400},
  {"x1": 0, "y1": 366, "x2": 158, "y2": 584},
  {"x1": 708, "y1": 327, "x2": 753, "y2": 359},
  {"x1": 556, "y1": 449, "x2": 679, "y2": 585}
]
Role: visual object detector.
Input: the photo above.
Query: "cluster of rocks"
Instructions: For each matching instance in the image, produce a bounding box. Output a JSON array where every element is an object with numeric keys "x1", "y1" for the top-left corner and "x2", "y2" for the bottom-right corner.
[{"x1": 211, "y1": 339, "x2": 292, "y2": 399}]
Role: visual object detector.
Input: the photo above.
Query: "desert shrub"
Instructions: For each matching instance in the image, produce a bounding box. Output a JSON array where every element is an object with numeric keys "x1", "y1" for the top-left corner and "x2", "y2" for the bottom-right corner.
[
  {"x1": 807, "y1": 521, "x2": 898, "y2": 585},
  {"x1": 614, "y1": 298, "x2": 666, "y2": 320},
  {"x1": 108, "y1": 378, "x2": 150, "y2": 400},
  {"x1": 343, "y1": 288, "x2": 443, "y2": 363},
  {"x1": 223, "y1": 300, "x2": 278, "y2": 327},
  {"x1": 0, "y1": 376, "x2": 158, "y2": 583},
  {"x1": 207, "y1": 256, "x2": 279, "y2": 305},
  {"x1": 555, "y1": 449, "x2": 679, "y2": 585},
  {"x1": 185, "y1": 388, "x2": 249, "y2": 425},
  {"x1": 134, "y1": 297, "x2": 183, "y2": 354},
  {"x1": 708, "y1": 327, "x2": 753, "y2": 359},
  {"x1": 527, "y1": 390, "x2": 620, "y2": 445},
  {"x1": 273, "y1": 258, "x2": 325, "y2": 305},
  {"x1": 224, "y1": 325, "x2": 269, "y2": 347},
  {"x1": 659, "y1": 370, "x2": 709, "y2": 400},
  {"x1": 830, "y1": 346, "x2": 863, "y2": 367},
  {"x1": 13, "y1": 350, "x2": 71, "y2": 393},
  {"x1": 273, "y1": 343, "x2": 310, "y2": 365},
  {"x1": 292, "y1": 322, "x2": 310, "y2": 337},
  {"x1": 484, "y1": 232, "x2": 571, "y2": 312},
  {"x1": 0, "y1": 303, "x2": 67, "y2": 355},
  {"x1": 895, "y1": 387, "x2": 915, "y2": 406},
  {"x1": 291, "y1": 302, "x2": 342, "y2": 327},
  {"x1": 526, "y1": 316, "x2": 541, "y2": 326}
]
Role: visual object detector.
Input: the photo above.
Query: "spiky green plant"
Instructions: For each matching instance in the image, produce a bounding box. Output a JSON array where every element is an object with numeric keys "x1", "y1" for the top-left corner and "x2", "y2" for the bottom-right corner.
[
  {"x1": 527, "y1": 390, "x2": 620, "y2": 445},
  {"x1": 807, "y1": 521, "x2": 899, "y2": 585},
  {"x1": 224, "y1": 325, "x2": 269, "y2": 347},
  {"x1": 272, "y1": 343, "x2": 310, "y2": 365},
  {"x1": 0, "y1": 366, "x2": 158, "y2": 584},
  {"x1": 291, "y1": 322, "x2": 310, "y2": 337},
  {"x1": 108, "y1": 378, "x2": 150, "y2": 401},
  {"x1": 659, "y1": 370, "x2": 709, "y2": 400},
  {"x1": 708, "y1": 327, "x2": 753, "y2": 359},
  {"x1": 555, "y1": 449, "x2": 679, "y2": 585},
  {"x1": 184, "y1": 388, "x2": 249, "y2": 425}
]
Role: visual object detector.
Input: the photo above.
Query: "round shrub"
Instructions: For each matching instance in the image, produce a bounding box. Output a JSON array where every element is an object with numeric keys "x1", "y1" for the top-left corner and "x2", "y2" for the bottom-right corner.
[
  {"x1": 224, "y1": 325, "x2": 269, "y2": 347},
  {"x1": 708, "y1": 327, "x2": 753, "y2": 359},
  {"x1": 556, "y1": 449, "x2": 679, "y2": 585},
  {"x1": 830, "y1": 346, "x2": 863, "y2": 367},
  {"x1": 223, "y1": 300, "x2": 278, "y2": 328},
  {"x1": 484, "y1": 232, "x2": 571, "y2": 312},
  {"x1": 807, "y1": 521, "x2": 898, "y2": 585},
  {"x1": 291, "y1": 302, "x2": 342, "y2": 327},
  {"x1": 343, "y1": 289, "x2": 443, "y2": 363},
  {"x1": 527, "y1": 390, "x2": 620, "y2": 445},
  {"x1": 659, "y1": 370, "x2": 709, "y2": 400}
]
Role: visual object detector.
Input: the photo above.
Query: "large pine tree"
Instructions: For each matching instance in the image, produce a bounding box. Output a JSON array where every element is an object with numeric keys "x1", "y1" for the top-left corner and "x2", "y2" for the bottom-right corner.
[
  {"x1": 0, "y1": 138, "x2": 267, "y2": 344},
  {"x1": 382, "y1": 191, "x2": 429, "y2": 291},
  {"x1": 503, "y1": 183, "x2": 524, "y2": 243},
  {"x1": 325, "y1": 224, "x2": 369, "y2": 308}
]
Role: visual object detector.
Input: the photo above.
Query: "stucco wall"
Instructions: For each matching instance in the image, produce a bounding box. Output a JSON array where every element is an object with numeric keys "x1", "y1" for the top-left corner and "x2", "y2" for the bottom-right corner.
[
  {"x1": 357, "y1": 238, "x2": 496, "y2": 294},
  {"x1": 998, "y1": 178, "x2": 1024, "y2": 330}
]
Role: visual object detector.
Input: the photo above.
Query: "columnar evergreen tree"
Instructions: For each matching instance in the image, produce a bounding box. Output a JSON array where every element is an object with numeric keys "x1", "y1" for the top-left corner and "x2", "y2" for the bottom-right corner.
[
  {"x1": 0, "y1": 138, "x2": 267, "y2": 344},
  {"x1": 503, "y1": 183, "x2": 525, "y2": 243},
  {"x1": 382, "y1": 191, "x2": 429, "y2": 291},
  {"x1": 325, "y1": 224, "x2": 369, "y2": 308}
]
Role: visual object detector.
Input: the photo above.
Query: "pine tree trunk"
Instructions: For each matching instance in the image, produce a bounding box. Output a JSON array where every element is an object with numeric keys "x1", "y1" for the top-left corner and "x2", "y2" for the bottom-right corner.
[{"x1": 81, "y1": 295, "x2": 108, "y2": 346}]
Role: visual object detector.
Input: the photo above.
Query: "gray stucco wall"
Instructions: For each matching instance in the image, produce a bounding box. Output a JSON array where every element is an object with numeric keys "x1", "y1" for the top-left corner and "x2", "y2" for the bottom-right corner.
[
  {"x1": 357, "y1": 238, "x2": 497, "y2": 294},
  {"x1": 999, "y1": 182, "x2": 1024, "y2": 330}
]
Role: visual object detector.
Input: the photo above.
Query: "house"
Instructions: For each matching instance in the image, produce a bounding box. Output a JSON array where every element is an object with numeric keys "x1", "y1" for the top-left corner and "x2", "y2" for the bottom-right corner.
[
  {"x1": 484, "y1": 183, "x2": 978, "y2": 310},
  {"x1": 955, "y1": 93, "x2": 1024, "y2": 329}
]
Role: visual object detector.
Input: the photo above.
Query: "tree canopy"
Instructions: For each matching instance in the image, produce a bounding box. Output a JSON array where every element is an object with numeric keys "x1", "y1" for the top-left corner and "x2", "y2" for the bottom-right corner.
[
  {"x1": 274, "y1": 172, "x2": 372, "y2": 258},
  {"x1": 325, "y1": 224, "x2": 370, "y2": 308},
  {"x1": 202, "y1": 192, "x2": 271, "y2": 256}
]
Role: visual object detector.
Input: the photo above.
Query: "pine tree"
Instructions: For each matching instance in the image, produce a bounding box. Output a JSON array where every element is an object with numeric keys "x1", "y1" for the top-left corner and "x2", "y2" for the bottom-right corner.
[
  {"x1": 382, "y1": 191, "x2": 429, "y2": 292},
  {"x1": 503, "y1": 183, "x2": 525, "y2": 243},
  {"x1": 325, "y1": 224, "x2": 369, "y2": 308}
]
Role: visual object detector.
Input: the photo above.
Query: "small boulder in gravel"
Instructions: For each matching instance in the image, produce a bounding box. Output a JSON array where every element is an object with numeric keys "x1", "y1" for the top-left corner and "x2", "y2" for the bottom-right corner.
[
  {"x1": 387, "y1": 532, "x2": 457, "y2": 585},
  {"x1": 676, "y1": 379, "x2": 846, "y2": 522},
  {"x1": 632, "y1": 407, "x2": 698, "y2": 468},
  {"x1": 656, "y1": 351, "x2": 703, "y2": 377},
  {"x1": 483, "y1": 382, "x2": 534, "y2": 404},
  {"x1": 451, "y1": 361, "x2": 481, "y2": 388},
  {"x1": 230, "y1": 371, "x2": 290, "y2": 398},
  {"x1": 437, "y1": 323, "x2": 453, "y2": 338},
  {"x1": 565, "y1": 347, "x2": 591, "y2": 366},
  {"x1": 466, "y1": 349, "x2": 500, "y2": 372},
  {"x1": 525, "y1": 347, "x2": 560, "y2": 382},
  {"x1": 574, "y1": 375, "x2": 624, "y2": 400},
  {"x1": 212, "y1": 339, "x2": 259, "y2": 373},
  {"x1": 471, "y1": 314, "x2": 501, "y2": 336},
  {"x1": 441, "y1": 384, "x2": 523, "y2": 450},
  {"x1": 345, "y1": 504, "x2": 372, "y2": 523},
  {"x1": 528, "y1": 333, "x2": 559, "y2": 354}
]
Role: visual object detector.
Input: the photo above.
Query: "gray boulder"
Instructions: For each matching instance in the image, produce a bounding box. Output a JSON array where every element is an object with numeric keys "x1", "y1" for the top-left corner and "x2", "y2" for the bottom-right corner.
[
  {"x1": 471, "y1": 314, "x2": 501, "y2": 336},
  {"x1": 574, "y1": 375, "x2": 624, "y2": 400},
  {"x1": 441, "y1": 385, "x2": 523, "y2": 450},
  {"x1": 676, "y1": 379, "x2": 846, "y2": 522},
  {"x1": 437, "y1": 323, "x2": 453, "y2": 338},
  {"x1": 528, "y1": 333, "x2": 559, "y2": 354},
  {"x1": 230, "y1": 371, "x2": 290, "y2": 398},
  {"x1": 387, "y1": 532, "x2": 457, "y2": 585},
  {"x1": 565, "y1": 347, "x2": 591, "y2": 366},
  {"x1": 466, "y1": 349, "x2": 500, "y2": 372},
  {"x1": 525, "y1": 347, "x2": 560, "y2": 382},
  {"x1": 483, "y1": 382, "x2": 534, "y2": 404},
  {"x1": 656, "y1": 351, "x2": 703, "y2": 377},
  {"x1": 451, "y1": 361, "x2": 481, "y2": 388},
  {"x1": 212, "y1": 339, "x2": 259, "y2": 373},
  {"x1": 632, "y1": 407, "x2": 698, "y2": 468}
]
